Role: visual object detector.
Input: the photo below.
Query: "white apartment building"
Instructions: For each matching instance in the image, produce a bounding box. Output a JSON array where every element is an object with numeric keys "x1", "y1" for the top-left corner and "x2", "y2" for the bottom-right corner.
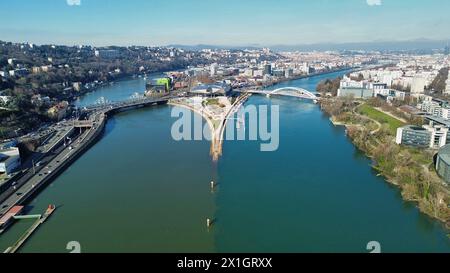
[
  {"x1": 210, "y1": 63, "x2": 218, "y2": 77},
  {"x1": 411, "y1": 77, "x2": 427, "y2": 95},
  {"x1": 417, "y1": 98, "x2": 450, "y2": 120}
]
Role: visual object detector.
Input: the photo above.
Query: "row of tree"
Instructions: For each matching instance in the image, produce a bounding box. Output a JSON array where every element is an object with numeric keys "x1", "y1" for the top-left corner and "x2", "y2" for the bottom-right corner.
[
  {"x1": 316, "y1": 77, "x2": 342, "y2": 96},
  {"x1": 429, "y1": 67, "x2": 449, "y2": 93}
]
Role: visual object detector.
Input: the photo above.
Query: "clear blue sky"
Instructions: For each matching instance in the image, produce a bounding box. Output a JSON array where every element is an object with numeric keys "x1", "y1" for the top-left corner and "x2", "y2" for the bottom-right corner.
[{"x1": 0, "y1": 0, "x2": 449, "y2": 46}]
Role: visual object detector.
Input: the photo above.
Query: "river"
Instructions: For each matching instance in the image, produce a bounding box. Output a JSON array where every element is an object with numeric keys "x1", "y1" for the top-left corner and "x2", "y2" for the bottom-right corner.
[{"x1": 0, "y1": 71, "x2": 449, "y2": 253}]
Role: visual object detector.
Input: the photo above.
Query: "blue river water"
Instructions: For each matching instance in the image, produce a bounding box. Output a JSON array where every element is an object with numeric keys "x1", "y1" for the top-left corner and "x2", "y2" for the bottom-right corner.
[{"x1": 0, "y1": 71, "x2": 449, "y2": 253}]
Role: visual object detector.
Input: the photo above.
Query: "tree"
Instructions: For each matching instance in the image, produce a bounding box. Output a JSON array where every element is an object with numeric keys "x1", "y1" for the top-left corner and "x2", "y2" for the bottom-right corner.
[
  {"x1": 316, "y1": 77, "x2": 342, "y2": 96},
  {"x1": 429, "y1": 67, "x2": 449, "y2": 93}
]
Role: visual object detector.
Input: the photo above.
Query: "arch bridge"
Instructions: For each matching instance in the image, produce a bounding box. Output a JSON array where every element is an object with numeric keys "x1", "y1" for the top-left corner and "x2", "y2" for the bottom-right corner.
[{"x1": 241, "y1": 87, "x2": 319, "y2": 101}]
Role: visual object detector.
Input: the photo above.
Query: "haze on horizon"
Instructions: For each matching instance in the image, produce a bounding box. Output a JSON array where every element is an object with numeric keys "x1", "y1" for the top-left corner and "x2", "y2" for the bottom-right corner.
[{"x1": 0, "y1": 0, "x2": 449, "y2": 47}]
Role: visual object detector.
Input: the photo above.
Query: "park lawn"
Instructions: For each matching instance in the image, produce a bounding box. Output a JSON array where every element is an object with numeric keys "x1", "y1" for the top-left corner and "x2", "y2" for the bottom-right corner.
[
  {"x1": 358, "y1": 104, "x2": 405, "y2": 135},
  {"x1": 205, "y1": 98, "x2": 219, "y2": 106}
]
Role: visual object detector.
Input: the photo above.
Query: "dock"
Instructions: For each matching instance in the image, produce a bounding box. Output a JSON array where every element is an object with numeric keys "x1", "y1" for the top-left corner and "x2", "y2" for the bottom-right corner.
[
  {"x1": 3, "y1": 205, "x2": 56, "y2": 253},
  {"x1": 0, "y1": 206, "x2": 24, "y2": 234}
]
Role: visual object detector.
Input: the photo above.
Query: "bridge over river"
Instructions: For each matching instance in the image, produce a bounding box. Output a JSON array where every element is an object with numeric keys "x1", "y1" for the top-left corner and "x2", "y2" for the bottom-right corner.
[{"x1": 235, "y1": 87, "x2": 320, "y2": 102}]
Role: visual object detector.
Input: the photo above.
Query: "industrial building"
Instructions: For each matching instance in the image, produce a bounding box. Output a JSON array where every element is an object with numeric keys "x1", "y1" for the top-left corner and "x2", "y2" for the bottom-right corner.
[
  {"x1": 338, "y1": 76, "x2": 405, "y2": 101},
  {"x1": 337, "y1": 87, "x2": 374, "y2": 99}
]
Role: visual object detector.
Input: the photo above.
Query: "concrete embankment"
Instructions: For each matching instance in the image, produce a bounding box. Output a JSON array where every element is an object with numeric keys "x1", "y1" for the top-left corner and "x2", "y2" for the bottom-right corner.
[
  {"x1": 212, "y1": 94, "x2": 251, "y2": 161},
  {"x1": 168, "y1": 94, "x2": 251, "y2": 161}
]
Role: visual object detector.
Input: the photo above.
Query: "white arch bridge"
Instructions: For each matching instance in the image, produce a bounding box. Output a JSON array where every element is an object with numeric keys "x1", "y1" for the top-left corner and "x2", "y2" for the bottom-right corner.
[{"x1": 237, "y1": 87, "x2": 319, "y2": 101}]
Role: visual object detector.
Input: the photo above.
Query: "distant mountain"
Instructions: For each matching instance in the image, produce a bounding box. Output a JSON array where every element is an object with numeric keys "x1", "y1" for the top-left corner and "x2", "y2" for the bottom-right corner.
[
  {"x1": 169, "y1": 39, "x2": 449, "y2": 52},
  {"x1": 269, "y1": 39, "x2": 450, "y2": 52}
]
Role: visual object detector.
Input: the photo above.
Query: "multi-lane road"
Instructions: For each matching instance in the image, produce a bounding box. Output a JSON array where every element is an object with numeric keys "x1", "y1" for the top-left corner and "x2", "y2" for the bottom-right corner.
[{"x1": 0, "y1": 96, "x2": 169, "y2": 219}]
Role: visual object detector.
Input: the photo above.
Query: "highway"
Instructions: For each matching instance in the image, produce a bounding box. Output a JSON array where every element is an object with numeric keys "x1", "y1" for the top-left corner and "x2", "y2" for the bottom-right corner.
[
  {"x1": 0, "y1": 96, "x2": 169, "y2": 219},
  {"x1": 0, "y1": 121, "x2": 96, "y2": 215},
  {"x1": 0, "y1": 122, "x2": 78, "y2": 199}
]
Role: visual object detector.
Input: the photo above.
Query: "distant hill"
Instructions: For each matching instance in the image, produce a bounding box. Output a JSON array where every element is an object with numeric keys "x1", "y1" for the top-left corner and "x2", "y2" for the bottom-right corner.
[
  {"x1": 270, "y1": 39, "x2": 450, "y2": 52},
  {"x1": 167, "y1": 44, "x2": 262, "y2": 51},
  {"x1": 169, "y1": 39, "x2": 449, "y2": 52}
]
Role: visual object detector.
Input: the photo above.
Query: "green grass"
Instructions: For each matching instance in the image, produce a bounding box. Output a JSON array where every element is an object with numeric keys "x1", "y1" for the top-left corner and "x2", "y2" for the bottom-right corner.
[
  {"x1": 358, "y1": 104, "x2": 405, "y2": 134},
  {"x1": 205, "y1": 98, "x2": 219, "y2": 106}
]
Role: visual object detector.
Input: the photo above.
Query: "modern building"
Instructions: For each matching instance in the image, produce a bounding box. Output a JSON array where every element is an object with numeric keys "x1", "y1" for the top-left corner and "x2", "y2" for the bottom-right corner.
[
  {"x1": 436, "y1": 144, "x2": 450, "y2": 184},
  {"x1": 396, "y1": 123, "x2": 449, "y2": 149},
  {"x1": 396, "y1": 125, "x2": 433, "y2": 148},
  {"x1": 189, "y1": 82, "x2": 231, "y2": 97},
  {"x1": 425, "y1": 115, "x2": 450, "y2": 128},
  {"x1": 263, "y1": 64, "x2": 272, "y2": 76},
  {"x1": 337, "y1": 87, "x2": 374, "y2": 99},
  {"x1": 417, "y1": 98, "x2": 450, "y2": 119},
  {"x1": 145, "y1": 77, "x2": 172, "y2": 95},
  {"x1": 0, "y1": 147, "x2": 21, "y2": 175},
  {"x1": 419, "y1": 101, "x2": 443, "y2": 117},
  {"x1": 374, "y1": 89, "x2": 406, "y2": 101}
]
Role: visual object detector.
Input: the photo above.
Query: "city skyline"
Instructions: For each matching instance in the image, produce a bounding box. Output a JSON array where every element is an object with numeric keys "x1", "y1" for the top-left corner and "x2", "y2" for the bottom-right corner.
[{"x1": 1, "y1": 0, "x2": 450, "y2": 47}]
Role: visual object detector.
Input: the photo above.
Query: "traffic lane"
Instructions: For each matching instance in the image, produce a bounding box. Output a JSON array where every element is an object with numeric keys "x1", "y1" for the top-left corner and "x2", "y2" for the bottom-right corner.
[{"x1": 0, "y1": 131, "x2": 86, "y2": 214}]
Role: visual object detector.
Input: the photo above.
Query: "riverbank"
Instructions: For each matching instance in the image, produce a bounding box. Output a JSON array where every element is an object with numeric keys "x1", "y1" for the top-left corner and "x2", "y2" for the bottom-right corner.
[{"x1": 322, "y1": 98, "x2": 450, "y2": 231}]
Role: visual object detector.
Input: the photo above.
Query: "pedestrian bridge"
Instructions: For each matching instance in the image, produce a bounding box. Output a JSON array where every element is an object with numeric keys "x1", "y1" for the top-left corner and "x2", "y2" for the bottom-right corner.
[{"x1": 238, "y1": 87, "x2": 319, "y2": 101}]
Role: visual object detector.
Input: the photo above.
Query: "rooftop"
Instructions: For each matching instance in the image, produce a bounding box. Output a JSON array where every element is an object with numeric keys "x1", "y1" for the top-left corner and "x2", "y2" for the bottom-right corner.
[
  {"x1": 404, "y1": 125, "x2": 427, "y2": 131},
  {"x1": 425, "y1": 115, "x2": 450, "y2": 127}
]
